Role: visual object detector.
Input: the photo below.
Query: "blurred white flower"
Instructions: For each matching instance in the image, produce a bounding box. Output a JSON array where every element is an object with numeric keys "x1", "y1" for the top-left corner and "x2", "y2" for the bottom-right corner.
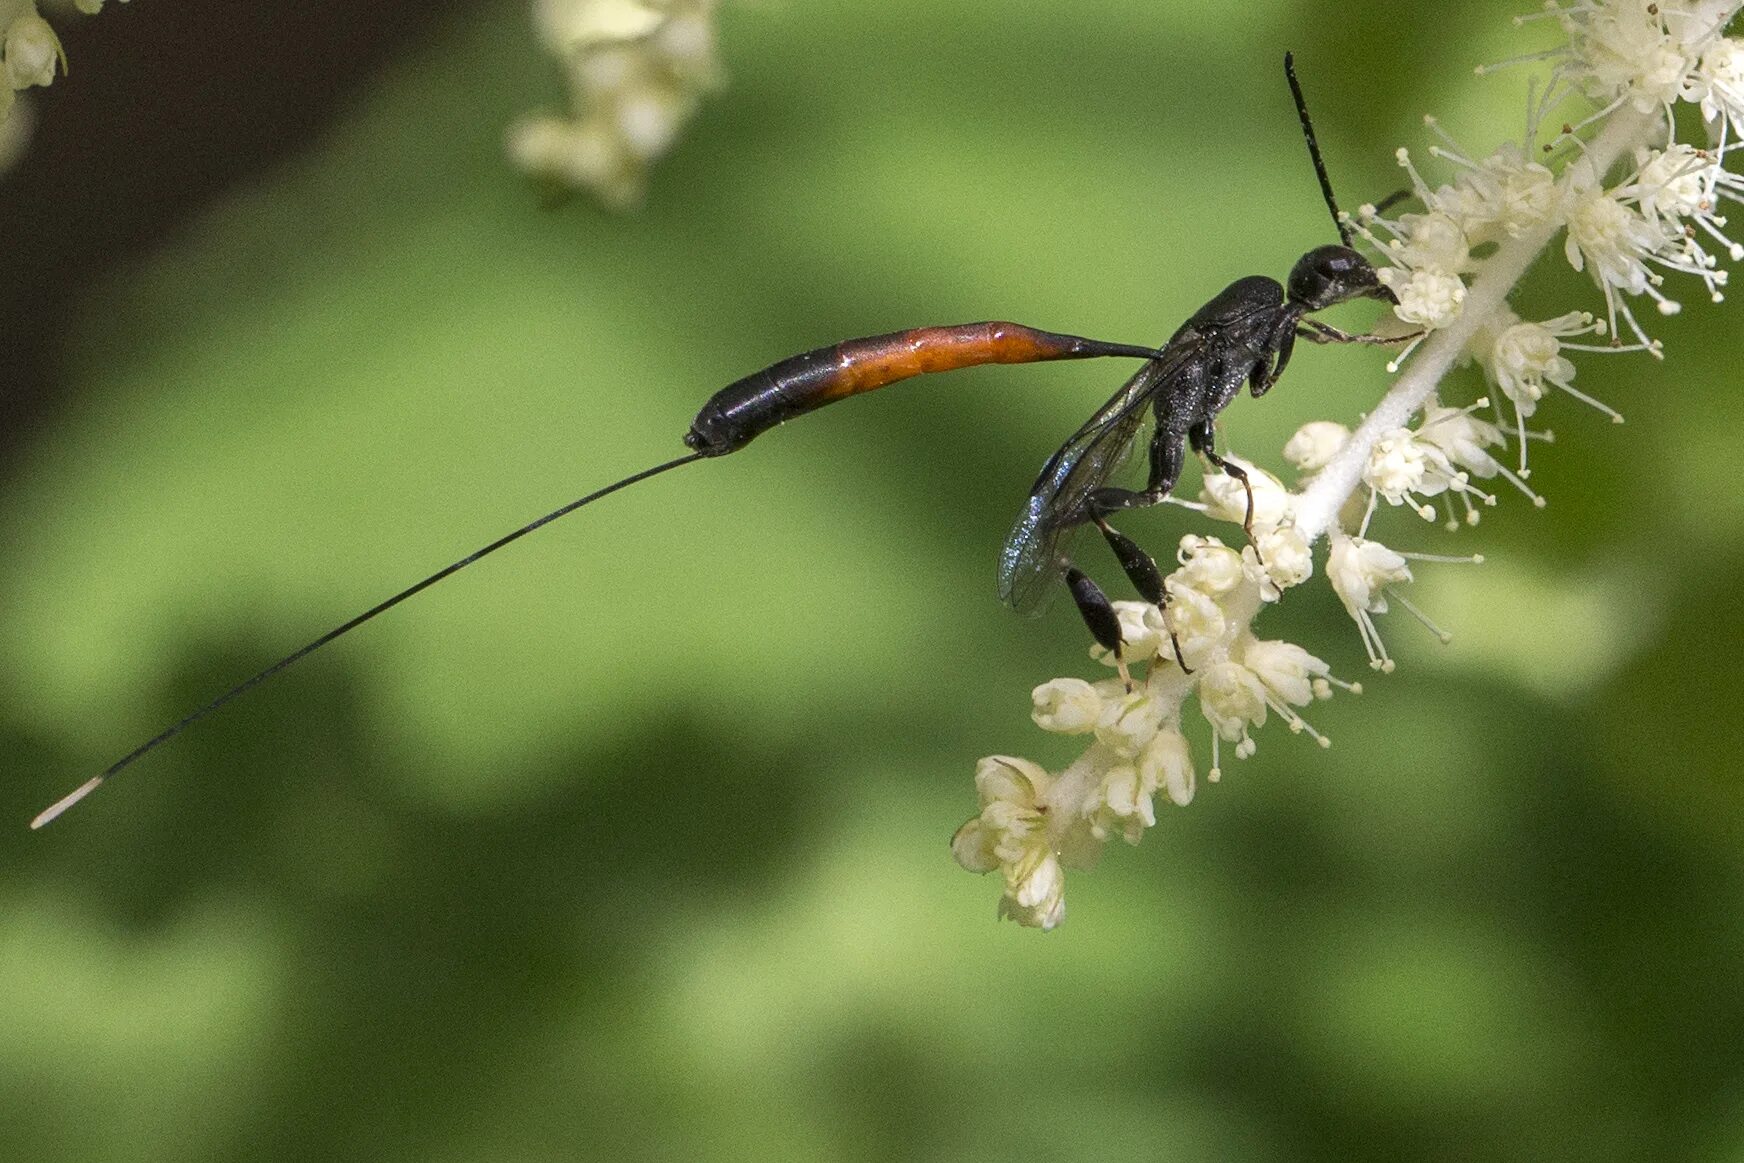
[
  {"x1": 509, "y1": 0, "x2": 723, "y2": 209},
  {"x1": 0, "y1": 0, "x2": 128, "y2": 171}
]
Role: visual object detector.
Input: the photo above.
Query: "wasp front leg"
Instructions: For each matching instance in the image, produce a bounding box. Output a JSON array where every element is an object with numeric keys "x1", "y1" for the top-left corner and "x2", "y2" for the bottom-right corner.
[
  {"x1": 1189, "y1": 420, "x2": 1257, "y2": 541},
  {"x1": 1296, "y1": 319, "x2": 1423, "y2": 346}
]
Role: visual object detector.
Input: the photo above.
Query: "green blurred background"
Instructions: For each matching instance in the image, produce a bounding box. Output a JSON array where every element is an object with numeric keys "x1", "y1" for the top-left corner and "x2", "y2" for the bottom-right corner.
[{"x1": 3, "y1": 1, "x2": 1742, "y2": 1159}]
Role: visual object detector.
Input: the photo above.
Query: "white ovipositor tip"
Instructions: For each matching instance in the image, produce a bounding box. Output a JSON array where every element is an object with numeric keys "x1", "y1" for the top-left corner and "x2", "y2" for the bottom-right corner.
[{"x1": 31, "y1": 776, "x2": 104, "y2": 830}]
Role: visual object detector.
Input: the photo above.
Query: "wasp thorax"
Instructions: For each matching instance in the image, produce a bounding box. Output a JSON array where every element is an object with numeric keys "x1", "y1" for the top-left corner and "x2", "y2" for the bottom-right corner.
[{"x1": 1288, "y1": 245, "x2": 1390, "y2": 311}]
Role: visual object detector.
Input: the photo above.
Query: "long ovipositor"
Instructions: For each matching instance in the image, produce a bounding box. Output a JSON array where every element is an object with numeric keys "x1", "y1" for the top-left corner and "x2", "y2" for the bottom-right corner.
[{"x1": 683, "y1": 322, "x2": 1158, "y2": 455}]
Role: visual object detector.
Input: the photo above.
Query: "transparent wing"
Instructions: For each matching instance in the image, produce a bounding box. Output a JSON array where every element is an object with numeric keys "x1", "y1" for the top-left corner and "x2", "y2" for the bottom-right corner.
[{"x1": 997, "y1": 342, "x2": 1196, "y2": 614}]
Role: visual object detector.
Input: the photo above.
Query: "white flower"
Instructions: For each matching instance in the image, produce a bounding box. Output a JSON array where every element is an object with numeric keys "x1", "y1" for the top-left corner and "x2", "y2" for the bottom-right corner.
[
  {"x1": 1698, "y1": 36, "x2": 1744, "y2": 132},
  {"x1": 1392, "y1": 210, "x2": 1475, "y2": 272},
  {"x1": 1562, "y1": 157, "x2": 1682, "y2": 338},
  {"x1": 1199, "y1": 460, "x2": 1294, "y2": 529},
  {"x1": 1417, "y1": 396, "x2": 1542, "y2": 509},
  {"x1": 1161, "y1": 579, "x2": 1226, "y2": 663},
  {"x1": 1238, "y1": 636, "x2": 1341, "y2": 748},
  {"x1": 1378, "y1": 265, "x2": 1468, "y2": 329},
  {"x1": 1240, "y1": 638, "x2": 1329, "y2": 709},
  {"x1": 1563, "y1": 167, "x2": 1664, "y2": 296},
  {"x1": 1388, "y1": 136, "x2": 1558, "y2": 245},
  {"x1": 952, "y1": 756, "x2": 1067, "y2": 931},
  {"x1": 1094, "y1": 689, "x2": 1163, "y2": 758},
  {"x1": 1460, "y1": 147, "x2": 1563, "y2": 241},
  {"x1": 1174, "y1": 535, "x2": 1248, "y2": 597},
  {"x1": 1252, "y1": 525, "x2": 1314, "y2": 592},
  {"x1": 1030, "y1": 677, "x2": 1103, "y2": 735},
  {"x1": 1063, "y1": 743, "x2": 1162, "y2": 848},
  {"x1": 1328, "y1": 536, "x2": 1414, "y2": 672},
  {"x1": 1284, "y1": 421, "x2": 1351, "y2": 473},
  {"x1": 1363, "y1": 427, "x2": 1474, "y2": 519},
  {"x1": 510, "y1": 0, "x2": 724, "y2": 208},
  {"x1": 1140, "y1": 728, "x2": 1196, "y2": 808},
  {"x1": 536, "y1": 0, "x2": 666, "y2": 49},
  {"x1": 1553, "y1": 0, "x2": 1713, "y2": 113},
  {"x1": 1479, "y1": 310, "x2": 1587, "y2": 413},
  {"x1": 1197, "y1": 661, "x2": 1268, "y2": 757}
]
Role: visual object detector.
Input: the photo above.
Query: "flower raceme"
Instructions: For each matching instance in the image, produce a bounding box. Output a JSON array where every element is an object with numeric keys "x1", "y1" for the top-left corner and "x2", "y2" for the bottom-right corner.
[{"x1": 956, "y1": 0, "x2": 1744, "y2": 929}]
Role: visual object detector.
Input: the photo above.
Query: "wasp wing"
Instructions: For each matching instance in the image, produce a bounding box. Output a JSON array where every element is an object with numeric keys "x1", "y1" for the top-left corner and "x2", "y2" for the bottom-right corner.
[{"x1": 996, "y1": 337, "x2": 1202, "y2": 615}]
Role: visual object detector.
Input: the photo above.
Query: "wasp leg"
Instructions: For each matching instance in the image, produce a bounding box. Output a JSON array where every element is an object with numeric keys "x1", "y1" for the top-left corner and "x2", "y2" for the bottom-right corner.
[
  {"x1": 1189, "y1": 420, "x2": 1256, "y2": 542},
  {"x1": 1085, "y1": 428, "x2": 1187, "y2": 518},
  {"x1": 1297, "y1": 320, "x2": 1423, "y2": 346},
  {"x1": 1093, "y1": 517, "x2": 1190, "y2": 674},
  {"x1": 1093, "y1": 517, "x2": 1162, "y2": 605},
  {"x1": 1065, "y1": 564, "x2": 1133, "y2": 690}
]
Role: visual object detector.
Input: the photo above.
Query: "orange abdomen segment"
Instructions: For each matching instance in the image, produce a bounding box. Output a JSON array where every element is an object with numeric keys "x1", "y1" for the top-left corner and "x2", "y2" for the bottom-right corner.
[
  {"x1": 684, "y1": 321, "x2": 1155, "y2": 456},
  {"x1": 828, "y1": 323, "x2": 1074, "y2": 399}
]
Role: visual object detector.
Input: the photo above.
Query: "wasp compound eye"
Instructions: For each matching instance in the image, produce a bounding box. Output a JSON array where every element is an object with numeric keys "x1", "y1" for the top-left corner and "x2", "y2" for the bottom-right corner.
[{"x1": 1288, "y1": 244, "x2": 1383, "y2": 312}]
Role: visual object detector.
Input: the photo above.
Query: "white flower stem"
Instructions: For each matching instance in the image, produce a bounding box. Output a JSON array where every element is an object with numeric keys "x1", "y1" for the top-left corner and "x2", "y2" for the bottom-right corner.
[{"x1": 1293, "y1": 106, "x2": 1661, "y2": 543}]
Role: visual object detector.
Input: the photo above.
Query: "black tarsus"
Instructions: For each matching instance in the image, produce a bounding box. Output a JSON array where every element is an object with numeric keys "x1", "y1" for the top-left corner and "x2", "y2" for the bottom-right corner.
[{"x1": 31, "y1": 453, "x2": 705, "y2": 829}]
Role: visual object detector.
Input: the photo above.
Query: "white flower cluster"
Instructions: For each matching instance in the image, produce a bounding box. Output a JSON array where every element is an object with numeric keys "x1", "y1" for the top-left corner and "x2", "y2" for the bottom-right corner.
[
  {"x1": 956, "y1": 0, "x2": 1744, "y2": 930},
  {"x1": 954, "y1": 530, "x2": 1359, "y2": 930},
  {"x1": 507, "y1": 0, "x2": 722, "y2": 209},
  {"x1": 0, "y1": 0, "x2": 127, "y2": 172}
]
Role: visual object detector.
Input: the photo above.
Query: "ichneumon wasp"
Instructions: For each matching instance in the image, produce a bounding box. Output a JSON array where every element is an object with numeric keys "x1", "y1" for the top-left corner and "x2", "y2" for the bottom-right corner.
[{"x1": 32, "y1": 52, "x2": 1412, "y2": 829}]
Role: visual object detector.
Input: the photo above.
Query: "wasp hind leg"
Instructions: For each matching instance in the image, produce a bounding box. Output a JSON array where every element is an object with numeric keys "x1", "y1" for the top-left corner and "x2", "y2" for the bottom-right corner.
[
  {"x1": 1064, "y1": 564, "x2": 1134, "y2": 690},
  {"x1": 1093, "y1": 518, "x2": 1190, "y2": 675}
]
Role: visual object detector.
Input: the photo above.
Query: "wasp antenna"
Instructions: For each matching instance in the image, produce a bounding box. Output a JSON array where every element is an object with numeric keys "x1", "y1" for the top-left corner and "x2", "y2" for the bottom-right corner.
[
  {"x1": 30, "y1": 451, "x2": 707, "y2": 828},
  {"x1": 1284, "y1": 51, "x2": 1351, "y2": 247}
]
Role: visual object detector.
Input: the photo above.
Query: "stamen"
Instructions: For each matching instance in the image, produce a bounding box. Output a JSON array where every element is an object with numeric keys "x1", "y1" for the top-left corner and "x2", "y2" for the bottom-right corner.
[
  {"x1": 1387, "y1": 588, "x2": 1454, "y2": 644},
  {"x1": 1555, "y1": 378, "x2": 1628, "y2": 422},
  {"x1": 1395, "y1": 550, "x2": 1485, "y2": 564},
  {"x1": 1386, "y1": 333, "x2": 1427, "y2": 373}
]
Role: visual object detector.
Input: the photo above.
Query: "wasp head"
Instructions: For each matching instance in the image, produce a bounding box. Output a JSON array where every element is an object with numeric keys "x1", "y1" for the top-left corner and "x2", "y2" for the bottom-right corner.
[{"x1": 1287, "y1": 244, "x2": 1394, "y2": 312}]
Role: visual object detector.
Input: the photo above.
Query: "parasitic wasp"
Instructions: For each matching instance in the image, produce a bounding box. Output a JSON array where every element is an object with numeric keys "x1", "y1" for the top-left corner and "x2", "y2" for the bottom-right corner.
[{"x1": 32, "y1": 52, "x2": 1411, "y2": 829}]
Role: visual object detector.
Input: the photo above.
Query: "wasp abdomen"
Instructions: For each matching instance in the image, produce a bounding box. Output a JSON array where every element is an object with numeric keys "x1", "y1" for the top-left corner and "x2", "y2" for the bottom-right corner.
[{"x1": 684, "y1": 322, "x2": 1147, "y2": 456}]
